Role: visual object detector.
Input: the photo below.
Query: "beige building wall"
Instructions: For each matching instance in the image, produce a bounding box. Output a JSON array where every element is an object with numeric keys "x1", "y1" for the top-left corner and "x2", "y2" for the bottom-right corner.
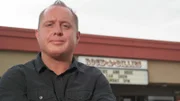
[
  {"x1": 149, "y1": 60, "x2": 180, "y2": 84},
  {"x1": 1, "y1": 50, "x2": 180, "y2": 85},
  {"x1": 0, "y1": 51, "x2": 37, "y2": 75}
]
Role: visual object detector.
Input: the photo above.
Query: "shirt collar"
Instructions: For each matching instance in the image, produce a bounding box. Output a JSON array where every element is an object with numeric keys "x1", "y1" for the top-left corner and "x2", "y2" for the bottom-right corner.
[
  {"x1": 34, "y1": 53, "x2": 45, "y2": 73},
  {"x1": 34, "y1": 53, "x2": 83, "y2": 73}
]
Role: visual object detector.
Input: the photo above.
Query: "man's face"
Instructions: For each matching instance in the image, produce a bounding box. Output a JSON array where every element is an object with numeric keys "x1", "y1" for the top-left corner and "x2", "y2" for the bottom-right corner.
[{"x1": 36, "y1": 6, "x2": 80, "y2": 57}]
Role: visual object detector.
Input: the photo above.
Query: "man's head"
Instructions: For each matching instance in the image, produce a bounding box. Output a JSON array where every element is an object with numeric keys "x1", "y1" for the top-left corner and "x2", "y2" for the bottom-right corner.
[
  {"x1": 35, "y1": 0, "x2": 80, "y2": 59},
  {"x1": 38, "y1": 1, "x2": 79, "y2": 30}
]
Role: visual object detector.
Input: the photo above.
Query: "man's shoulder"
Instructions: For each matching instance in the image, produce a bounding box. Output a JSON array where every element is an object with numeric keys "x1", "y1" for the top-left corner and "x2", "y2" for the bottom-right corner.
[{"x1": 5, "y1": 59, "x2": 36, "y2": 74}]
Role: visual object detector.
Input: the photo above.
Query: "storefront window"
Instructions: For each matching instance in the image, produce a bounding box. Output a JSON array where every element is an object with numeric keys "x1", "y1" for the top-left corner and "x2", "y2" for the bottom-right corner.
[
  {"x1": 148, "y1": 96, "x2": 174, "y2": 101},
  {"x1": 116, "y1": 96, "x2": 174, "y2": 101}
]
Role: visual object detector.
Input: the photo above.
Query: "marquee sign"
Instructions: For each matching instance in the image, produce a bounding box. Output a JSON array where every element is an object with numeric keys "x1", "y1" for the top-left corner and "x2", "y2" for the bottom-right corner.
[
  {"x1": 100, "y1": 69, "x2": 148, "y2": 85},
  {"x1": 77, "y1": 56, "x2": 148, "y2": 85},
  {"x1": 77, "y1": 56, "x2": 147, "y2": 69}
]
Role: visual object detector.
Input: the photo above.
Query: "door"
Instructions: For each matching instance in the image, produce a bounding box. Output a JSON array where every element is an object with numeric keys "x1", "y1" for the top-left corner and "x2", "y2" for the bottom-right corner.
[{"x1": 116, "y1": 96, "x2": 147, "y2": 101}]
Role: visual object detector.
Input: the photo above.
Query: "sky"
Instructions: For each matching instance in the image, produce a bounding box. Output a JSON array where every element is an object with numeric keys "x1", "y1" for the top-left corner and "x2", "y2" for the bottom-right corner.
[{"x1": 0, "y1": 0, "x2": 180, "y2": 42}]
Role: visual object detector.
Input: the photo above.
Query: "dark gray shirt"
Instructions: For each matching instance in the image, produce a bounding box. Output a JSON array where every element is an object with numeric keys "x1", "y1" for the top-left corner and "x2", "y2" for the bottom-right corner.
[{"x1": 0, "y1": 54, "x2": 116, "y2": 101}]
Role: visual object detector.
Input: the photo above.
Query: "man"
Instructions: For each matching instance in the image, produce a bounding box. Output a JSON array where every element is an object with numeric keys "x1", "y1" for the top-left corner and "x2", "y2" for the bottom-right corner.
[{"x1": 0, "y1": 0, "x2": 116, "y2": 101}]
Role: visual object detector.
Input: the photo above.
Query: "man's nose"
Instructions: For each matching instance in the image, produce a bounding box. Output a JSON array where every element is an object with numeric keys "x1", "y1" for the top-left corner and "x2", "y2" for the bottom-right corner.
[{"x1": 54, "y1": 25, "x2": 63, "y2": 36}]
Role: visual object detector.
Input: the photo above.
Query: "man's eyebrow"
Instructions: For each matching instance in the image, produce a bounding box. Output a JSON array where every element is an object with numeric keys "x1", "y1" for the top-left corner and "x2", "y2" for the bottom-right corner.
[
  {"x1": 60, "y1": 21, "x2": 71, "y2": 24},
  {"x1": 42, "y1": 20, "x2": 72, "y2": 26},
  {"x1": 43, "y1": 20, "x2": 55, "y2": 24}
]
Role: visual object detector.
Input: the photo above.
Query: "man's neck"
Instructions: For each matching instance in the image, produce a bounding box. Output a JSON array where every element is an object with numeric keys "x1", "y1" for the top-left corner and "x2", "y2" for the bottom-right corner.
[{"x1": 41, "y1": 52, "x2": 72, "y2": 75}]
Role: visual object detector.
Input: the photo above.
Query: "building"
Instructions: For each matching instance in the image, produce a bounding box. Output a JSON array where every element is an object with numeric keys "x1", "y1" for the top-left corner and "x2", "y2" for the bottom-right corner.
[{"x1": 1, "y1": 26, "x2": 180, "y2": 101}]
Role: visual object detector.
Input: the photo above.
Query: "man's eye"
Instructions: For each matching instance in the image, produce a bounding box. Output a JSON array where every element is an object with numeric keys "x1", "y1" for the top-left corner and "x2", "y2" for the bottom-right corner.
[
  {"x1": 61, "y1": 23, "x2": 71, "y2": 29},
  {"x1": 45, "y1": 23, "x2": 53, "y2": 27},
  {"x1": 62, "y1": 24, "x2": 69, "y2": 28}
]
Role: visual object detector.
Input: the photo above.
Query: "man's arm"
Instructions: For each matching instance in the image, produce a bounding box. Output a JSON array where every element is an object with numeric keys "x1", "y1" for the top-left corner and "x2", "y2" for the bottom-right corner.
[
  {"x1": 92, "y1": 73, "x2": 116, "y2": 101},
  {"x1": 0, "y1": 65, "x2": 28, "y2": 101}
]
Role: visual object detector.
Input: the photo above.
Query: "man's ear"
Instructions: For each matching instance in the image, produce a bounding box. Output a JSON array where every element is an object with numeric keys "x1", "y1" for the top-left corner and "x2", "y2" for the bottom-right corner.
[
  {"x1": 35, "y1": 30, "x2": 39, "y2": 40},
  {"x1": 76, "y1": 31, "x2": 81, "y2": 43}
]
